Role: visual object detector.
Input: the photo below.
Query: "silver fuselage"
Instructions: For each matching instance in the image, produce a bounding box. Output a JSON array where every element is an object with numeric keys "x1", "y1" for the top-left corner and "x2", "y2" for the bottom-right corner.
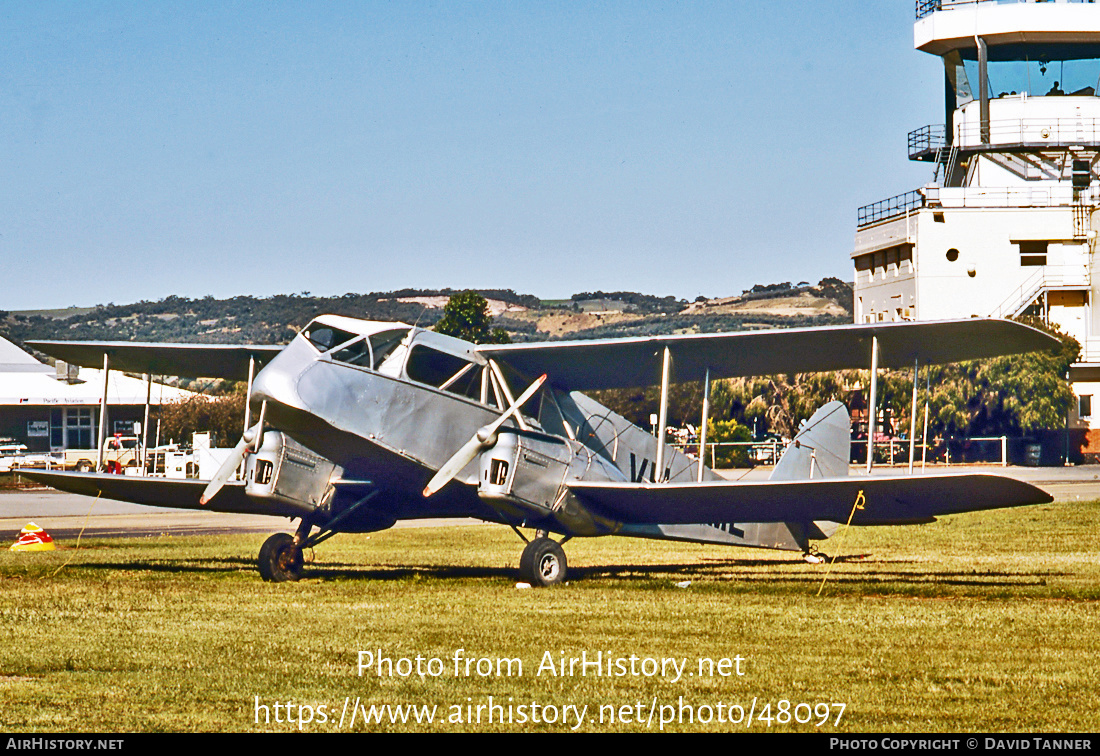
[{"x1": 248, "y1": 318, "x2": 706, "y2": 536}]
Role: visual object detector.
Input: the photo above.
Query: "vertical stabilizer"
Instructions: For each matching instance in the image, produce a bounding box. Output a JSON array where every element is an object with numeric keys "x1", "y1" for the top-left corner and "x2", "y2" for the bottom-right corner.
[{"x1": 769, "y1": 401, "x2": 850, "y2": 481}]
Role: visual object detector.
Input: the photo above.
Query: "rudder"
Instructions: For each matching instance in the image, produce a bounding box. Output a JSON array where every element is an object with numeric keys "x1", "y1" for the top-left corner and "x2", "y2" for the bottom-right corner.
[{"x1": 769, "y1": 401, "x2": 850, "y2": 481}]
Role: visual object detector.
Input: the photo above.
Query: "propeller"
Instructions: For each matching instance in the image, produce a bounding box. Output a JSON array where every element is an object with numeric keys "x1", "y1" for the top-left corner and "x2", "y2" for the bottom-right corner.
[
  {"x1": 200, "y1": 400, "x2": 267, "y2": 506},
  {"x1": 199, "y1": 433, "x2": 253, "y2": 505},
  {"x1": 423, "y1": 373, "x2": 546, "y2": 497}
]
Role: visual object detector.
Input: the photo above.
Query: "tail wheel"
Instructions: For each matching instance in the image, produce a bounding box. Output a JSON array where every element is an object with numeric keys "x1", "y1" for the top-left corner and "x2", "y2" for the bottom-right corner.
[
  {"x1": 519, "y1": 537, "x2": 567, "y2": 587},
  {"x1": 258, "y1": 532, "x2": 304, "y2": 582}
]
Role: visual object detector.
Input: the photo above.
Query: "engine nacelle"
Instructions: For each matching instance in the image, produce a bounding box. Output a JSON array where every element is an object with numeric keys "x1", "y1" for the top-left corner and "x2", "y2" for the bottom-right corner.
[
  {"x1": 244, "y1": 430, "x2": 343, "y2": 514},
  {"x1": 477, "y1": 429, "x2": 623, "y2": 536}
]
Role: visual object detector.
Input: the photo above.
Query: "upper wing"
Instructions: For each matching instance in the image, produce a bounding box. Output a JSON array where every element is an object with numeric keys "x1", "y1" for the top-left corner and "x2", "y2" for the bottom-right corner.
[
  {"x1": 25, "y1": 341, "x2": 284, "y2": 380},
  {"x1": 568, "y1": 473, "x2": 1052, "y2": 525},
  {"x1": 17, "y1": 470, "x2": 306, "y2": 517},
  {"x1": 478, "y1": 318, "x2": 1060, "y2": 390}
]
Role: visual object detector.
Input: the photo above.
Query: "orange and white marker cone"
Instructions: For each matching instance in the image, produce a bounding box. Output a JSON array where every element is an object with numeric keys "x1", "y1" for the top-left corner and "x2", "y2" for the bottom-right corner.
[{"x1": 10, "y1": 522, "x2": 55, "y2": 551}]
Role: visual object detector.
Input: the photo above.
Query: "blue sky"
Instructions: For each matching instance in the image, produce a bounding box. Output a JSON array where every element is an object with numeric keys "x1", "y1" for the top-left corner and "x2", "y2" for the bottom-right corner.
[{"x1": 2, "y1": 1, "x2": 943, "y2": 310}]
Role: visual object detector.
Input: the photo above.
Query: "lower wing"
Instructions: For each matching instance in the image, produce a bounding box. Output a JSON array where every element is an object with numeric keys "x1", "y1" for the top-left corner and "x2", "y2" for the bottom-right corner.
[
  {"x1": 568, "y1": 473, "x2": 1052, "y2": 526},
  {"x1": 18, "y1": 470, "x2": 306, "y2": 518}
]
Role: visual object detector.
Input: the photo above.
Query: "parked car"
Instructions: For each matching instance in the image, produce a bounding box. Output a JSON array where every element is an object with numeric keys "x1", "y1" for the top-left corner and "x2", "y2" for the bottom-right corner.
[{"x1": 59, "y1": 435, "x2": 141, "y2": 473}]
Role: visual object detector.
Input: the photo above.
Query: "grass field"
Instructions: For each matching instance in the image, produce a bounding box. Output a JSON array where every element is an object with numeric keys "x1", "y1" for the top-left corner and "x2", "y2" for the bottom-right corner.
[{"x1": 1, "y1": 499, "x2": 1099, "y2": 733}]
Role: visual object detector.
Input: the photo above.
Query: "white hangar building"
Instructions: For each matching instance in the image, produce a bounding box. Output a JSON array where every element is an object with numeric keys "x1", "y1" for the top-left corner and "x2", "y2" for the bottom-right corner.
[{"x1": 0, "y1": 336, "x2": 196, "y2": 452}]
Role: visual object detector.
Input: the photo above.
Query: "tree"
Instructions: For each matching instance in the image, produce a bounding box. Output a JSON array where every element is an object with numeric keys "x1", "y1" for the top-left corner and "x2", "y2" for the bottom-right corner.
[
  {"x1": 722, "y1": 372, "x2": 853, "y2": 439},
  {"x1": 153, "y1": 387, "x2": 247, "y2": 447},
  {"x1": 434, "y1": 291, "x2": 511, "y2": 344},
  {"x1": 707, "y1": 419, "x2": 752, "y2": 467},
  {"x1": 589, "y1": 382, "x2": 708, "y2": 430},
  {"x1": 718, "y1": 318, "x2": 1079, "y2": 441},
  {"x1": 909, "y1": 319, "x2": 1079, "y2": 437}
]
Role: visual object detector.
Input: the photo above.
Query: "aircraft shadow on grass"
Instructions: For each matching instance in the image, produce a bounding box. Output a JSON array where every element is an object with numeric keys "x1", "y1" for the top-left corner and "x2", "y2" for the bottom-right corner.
[{"x1": 80, "y1": 556, "x2": 1061, "y2": 588}]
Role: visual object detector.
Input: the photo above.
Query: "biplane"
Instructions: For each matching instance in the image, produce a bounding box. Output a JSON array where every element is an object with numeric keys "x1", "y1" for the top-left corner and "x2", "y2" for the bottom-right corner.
[{"x1": 22, "y1": 316, "x2": 1056, "y2": 585}]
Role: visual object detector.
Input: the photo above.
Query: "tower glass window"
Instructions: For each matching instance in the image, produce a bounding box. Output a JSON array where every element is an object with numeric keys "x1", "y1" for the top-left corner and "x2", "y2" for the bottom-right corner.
[{"x1": 947, "y1": 43, "x2": 1100, "y2": 103}]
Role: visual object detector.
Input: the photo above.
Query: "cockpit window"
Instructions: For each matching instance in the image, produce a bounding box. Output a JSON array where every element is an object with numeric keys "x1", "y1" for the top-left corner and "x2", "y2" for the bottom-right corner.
[
  {"x1": 303, "y1": 324, "x2": 357, "y2": 352},
  {"x1": 332, "y1": 338, "x2": 372, "y2": 367},
  {"x1": 405, "y1": 345, "x2": 481, "y2": 399},
  {"x1": 368, "y1": 329, "x2": 407, "y2": 368},
  {"x1": 406, "y1": 346, "x2": 470, "y2": 387},
  {"x1": 440, "y1": 363, "x2": 481, "y2": 399},
  {"x1": 330, "y1": 328, "x2": 410, "y2": 370}
]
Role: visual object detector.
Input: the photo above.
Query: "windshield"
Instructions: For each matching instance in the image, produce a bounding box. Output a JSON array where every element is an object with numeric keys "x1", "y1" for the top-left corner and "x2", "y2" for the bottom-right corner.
[
  {"x1": 299, "y1": 318, "x2": 412, "y2": 371},
  {"x1": 331, "y1": 328, "x2": 410, "y2": 370},
  {"x1": 302, "y1": 323, "x2": 356, "y2": 352}
]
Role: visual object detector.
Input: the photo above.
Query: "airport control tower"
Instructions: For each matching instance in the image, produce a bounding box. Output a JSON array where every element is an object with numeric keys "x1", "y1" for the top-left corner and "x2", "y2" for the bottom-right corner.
[{"x1": 853, "y1": 0, "x2": 1100, "y2": 435}]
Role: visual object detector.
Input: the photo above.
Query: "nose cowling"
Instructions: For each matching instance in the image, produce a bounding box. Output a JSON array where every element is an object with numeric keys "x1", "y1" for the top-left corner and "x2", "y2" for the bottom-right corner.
[{"x1": 250, "y1": 336, "x2": 317, "y2": 416}]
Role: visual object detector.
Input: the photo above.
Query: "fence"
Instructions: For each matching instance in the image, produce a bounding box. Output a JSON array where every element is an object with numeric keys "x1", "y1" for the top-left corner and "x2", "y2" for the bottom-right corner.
[
  {"x1": 673, "y1": 436, "x2": 1012, "y2": 468},
  {"x1": 671, "y1": 440, "x2": 781, "y2": 468},
  {"x1": 852, "y1": 436, "x2": 1008, "y2": 467}
]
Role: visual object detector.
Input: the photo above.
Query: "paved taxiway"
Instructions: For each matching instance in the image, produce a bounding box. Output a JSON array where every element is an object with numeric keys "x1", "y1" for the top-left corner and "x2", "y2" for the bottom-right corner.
[
  {"x1": 1, "y1": 465, "x2": 1096, "y2": 542},
  {"x1": 0, "y1": 488, "x2": 482, "y2": 541},
  {"x1": 718, "y1": 463, "x2": 1100, "y2": 504}
]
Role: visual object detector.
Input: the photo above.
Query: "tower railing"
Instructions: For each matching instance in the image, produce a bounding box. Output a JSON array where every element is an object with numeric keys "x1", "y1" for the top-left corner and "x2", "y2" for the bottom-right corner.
[
  {"x1": 1082, "y1": 338, "x2": 1100, "y2": 363},
  {"x1": 918, "y1": 0, "x2": 1098, "y2": 21},
  {"x1": 916, "y1": 0, "x2": 941, "y2": 19},
  {"x1": 956, "y1": 116, "x2": 1100, "y2": 149},
  {"x1": 857, "y1": 190, "x2": 925, "y2": 227},
  {"x1": 933, "y1": 184, "x2": 1077, "y2": 207},
  {"x1": 908, "y1": 124, "x2": 946, "y2": 161},
  {"x1": 860, "y1": 185, "x2": 1089, "y2": 227}
]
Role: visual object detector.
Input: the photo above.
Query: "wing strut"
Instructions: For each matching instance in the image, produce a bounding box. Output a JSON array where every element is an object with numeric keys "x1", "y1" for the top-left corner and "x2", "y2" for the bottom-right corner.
[
  {"x1": 654, "y1": 346, "x2": 671, "y2": 482},
  {"x1": 97, "y1": 352, "x2": 110, "y2": 471},
  {"x1": 908, "y1": 358, "x2": 919, "y2": 474},
  {"x1": 241, "y1": 356, "x2": 256, "y2": 481},
  {"x1": 922, "y1": 371, "x2": 931, "y2": 472},
  {"x1": 697, "y1": 366, "x2": 710, "y2": 482},
  {"x1": 141, "y1": 372, "x2": 152, "y2": 471},
  {"x1": 488, "y1": 359, "x2": 530, "y2": 431},
  {"x1": 243, "y1": 356, "x2": 255, "y2": 436},
  {"x1": 865, "y1": 335, "x2": 879, "y2": 474}
]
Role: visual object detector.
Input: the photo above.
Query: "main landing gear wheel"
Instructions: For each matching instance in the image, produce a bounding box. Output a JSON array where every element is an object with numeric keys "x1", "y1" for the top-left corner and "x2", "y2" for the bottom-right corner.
[
  {"x1": 520, "y1": 537, "x2": 567, "y2": 587},
  {"x1": 258, "y1": 532, "x2": 304, "y2": 582}
]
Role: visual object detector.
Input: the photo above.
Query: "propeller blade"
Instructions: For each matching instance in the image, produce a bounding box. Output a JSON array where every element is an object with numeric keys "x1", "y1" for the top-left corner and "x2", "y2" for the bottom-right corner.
[
  {"x1": 422, "y1": 434, "x2": 485, "y2": 498},
  {"x1": 423, "y1": 374, "x2": 546, "y2": 497},
  {"x1": 199, "y1": 432, "x2": 252, "y2": 505}
]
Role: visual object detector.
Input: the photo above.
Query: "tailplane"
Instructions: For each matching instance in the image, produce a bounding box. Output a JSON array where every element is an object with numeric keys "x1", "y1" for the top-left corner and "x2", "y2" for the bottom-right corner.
[{"x1": 769, "y1": 401, "x2": 850, "y2": 481}]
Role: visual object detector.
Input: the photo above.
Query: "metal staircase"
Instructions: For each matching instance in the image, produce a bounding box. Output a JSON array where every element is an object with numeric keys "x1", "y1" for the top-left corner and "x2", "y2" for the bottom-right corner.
[
  {"x1": 933, "y1": 143, "x2": 960, "y2": 186},
  {"x1": 990, "y1": 269, "x2": 1046, "y2": 320},
  {"x1": 990, "y1": 264, "x2": 1091, "y2": 320}
]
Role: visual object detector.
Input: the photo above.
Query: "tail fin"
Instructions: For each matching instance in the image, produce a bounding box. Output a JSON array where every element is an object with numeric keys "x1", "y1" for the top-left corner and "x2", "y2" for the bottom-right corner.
[{"x1": 769, "y1": 401, "x2": 850, "y2": 481}]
